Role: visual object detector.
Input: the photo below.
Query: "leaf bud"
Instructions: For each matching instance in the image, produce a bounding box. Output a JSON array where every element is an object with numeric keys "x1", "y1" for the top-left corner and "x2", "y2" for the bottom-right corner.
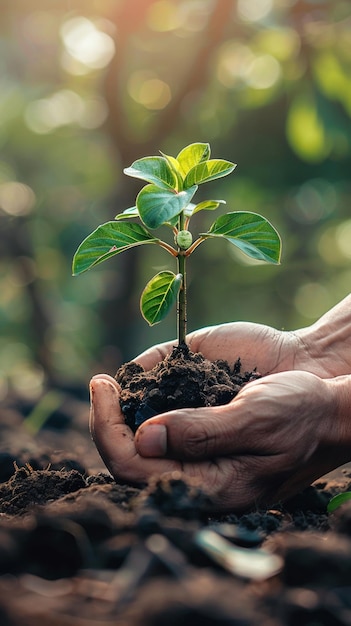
[{"x1": 176, "y1": 230, "x2": 193, "y2": 250}]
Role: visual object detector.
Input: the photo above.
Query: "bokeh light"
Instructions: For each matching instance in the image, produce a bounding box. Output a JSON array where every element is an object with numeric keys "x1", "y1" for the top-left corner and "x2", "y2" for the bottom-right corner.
[
  {"x1": 237, "y1": 0, "x2": 273, "y2": 23},
  {"x1": 335, "y1": 220, "x2": 351, "y2": 260},
  {"x1": 60, "y1": 17, "x2": 115, "y2": 72},
  {"x1": 286, "y1": 179, "x2": 337, "y2": 224},
  {"x1": 286, "y1": 93, "x2": 330, "y2": 162},
  {"x1": 217, "y1": 42, "x2": 255, "y2": 88},
  {"x1": 0, "y1": 182, "x2": 36, "y2": 216},
  {"x1": 24, "y1": 91, "x2": 108, "y2": 134},
  {"x1": 246, "y1": 54, "x2": 281, "y2": 89},
  {"x1": 128, "y1": 74, "x2": 172, "y2": 110},
  {"x1": 147, "y1": 0, "x2": 179, "y2": 32},
  {"x1": 294, "y1": 282, "x2": 334, "y2": 319}
]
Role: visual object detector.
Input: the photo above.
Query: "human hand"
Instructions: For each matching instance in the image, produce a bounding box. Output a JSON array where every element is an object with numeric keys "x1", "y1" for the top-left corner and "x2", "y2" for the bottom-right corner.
[
  {"x1": 89, "y1": 371, "x2": 350, "y2": 512},
  {"x1": 134, "y1": 322, "x2": 298, "y2": 376},
  {"x1": 135, "y1": 294, "x2": 351, "y2": 379},
  {"x1": 133, "y1": 321, "x2": 327, "y2": 382}
]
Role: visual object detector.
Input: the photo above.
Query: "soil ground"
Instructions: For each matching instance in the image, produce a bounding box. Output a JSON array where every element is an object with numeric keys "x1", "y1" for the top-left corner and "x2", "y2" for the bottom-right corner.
[{"x1": 1, "y1": 376, "x2": 351, "y2": 626}]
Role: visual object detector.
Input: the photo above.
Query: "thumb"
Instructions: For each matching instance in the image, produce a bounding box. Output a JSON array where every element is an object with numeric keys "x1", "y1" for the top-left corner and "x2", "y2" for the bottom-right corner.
[
  {"x1": 89, "y1": 374, "x2": 182, "y2": 481},
  {"x1": 134, "y1": 402, "x2": 248, "y2": 460},
  {"x1": 89, "y1": 374, "x2": 136, "y2": 472},
  {"x1": 134, "y1": 340, "x2": 176, "y2": 370}
]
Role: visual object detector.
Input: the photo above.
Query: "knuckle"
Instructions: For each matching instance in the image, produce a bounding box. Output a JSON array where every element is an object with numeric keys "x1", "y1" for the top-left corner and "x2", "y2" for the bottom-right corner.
[
  {"x1": 179, "y1": 421, "x2": 214, "y2": 459},
  {"x1": 217, "y1": 459, "x2": 263, "y2": 512}
]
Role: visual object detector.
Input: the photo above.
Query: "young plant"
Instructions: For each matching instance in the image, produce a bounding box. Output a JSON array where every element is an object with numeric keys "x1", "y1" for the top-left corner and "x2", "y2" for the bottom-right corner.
[{"x1": 72, "y1": 142, "x2": 282, "y2": 346}]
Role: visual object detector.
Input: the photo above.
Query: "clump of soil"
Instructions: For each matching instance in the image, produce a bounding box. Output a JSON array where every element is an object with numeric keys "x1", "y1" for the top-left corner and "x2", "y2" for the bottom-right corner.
[
  {"x1": 115, "y1": 343, "x2": 261, "y2": 431},
  {"x1": 0, "y1": 464, "x2": 87, "y2": 516}
]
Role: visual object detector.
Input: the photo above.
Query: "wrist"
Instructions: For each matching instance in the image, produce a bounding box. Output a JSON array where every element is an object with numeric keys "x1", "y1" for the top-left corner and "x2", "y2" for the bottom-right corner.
[
  {"x1": 293, "y1": 295, "x2": 351, "y2": 377},
  {"x1": 326, "y1": 376, "x2": 351, "y2": 460}
]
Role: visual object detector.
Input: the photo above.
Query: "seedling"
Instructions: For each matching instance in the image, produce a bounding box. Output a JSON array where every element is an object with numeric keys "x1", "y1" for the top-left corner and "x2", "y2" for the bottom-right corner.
[{"x1": 72, "y1": 142, "x2": 281, "y2": 346}]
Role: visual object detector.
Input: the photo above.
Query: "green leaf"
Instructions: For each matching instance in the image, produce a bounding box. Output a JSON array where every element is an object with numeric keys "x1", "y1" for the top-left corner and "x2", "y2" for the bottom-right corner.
[
  {"x1": 137, "y1": 184, "x2": 198, "y2": 229},
  {"x1": 115, "y1": 207, "x2": 139, "y2": 220},
  {"x1": 327, "y1": 492, "x2": 351, "y2": 513},
  {"x1": 176, "y1": 142, "x2": 211, "y2": 177},
  {"x1": 201, "y1": 212, "x2": 281, "y2": 264},
  {"x1": 164, "y1": 214, "x2": 181, "y2": 228},
  {"x1": 184, "y1": 203, "x2": 196, "y2": 217},
  {"x1": 184, "y1": 159, "x2": 236, "y2": 188},
  {"x1": 192, "y1": 199, "x2": 226, "y2": 215},
  {"x1": 148, "y1": 197, "x2": 225, "y2": 229},
  {"x1": 124, "y1": 156, "x2": 176, "y2": 190},
  {"x1": 163, "y1": 201, "x2": 195, "y2": 225},
  {"x1": 160, "y1": 151, "x2": 184, "y2": 191},
  {"x1": 72, "y1": 221, "x2": 157, "y2": 275},
  {"x1": 140, "y1": 271, "x2": 182, "y2": 326}
]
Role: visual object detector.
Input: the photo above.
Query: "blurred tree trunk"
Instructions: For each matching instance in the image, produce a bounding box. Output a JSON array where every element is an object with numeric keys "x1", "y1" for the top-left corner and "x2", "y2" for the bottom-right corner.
[{"x1": 1, "y1": 218, "x2": 56, "y2": 384}]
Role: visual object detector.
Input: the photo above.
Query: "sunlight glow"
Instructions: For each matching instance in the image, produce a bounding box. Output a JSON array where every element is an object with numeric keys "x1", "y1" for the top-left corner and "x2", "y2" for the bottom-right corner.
[
  {"x1": 147, "y1": 0, "x2": 211, "y2": 34},
  {"x1": 287, "y1": 95, "x2": 330, "y2": 162},
  {"x1": 217, "y1": 42, "x2": 255, "y2": 87},
  {"x1": 128, "y1": 72, "x2": 171, "y2": 109},
  {"x1": 175, "y1": 0, "x2": 212, "y2": 34},
  {"x1": 0, "y1": 182, "x2": 36, "y2": 216},
  {"x1": 246, "y1": 55, "x2": 281, "y2": 89},
  {"x1": 335, "y1": 220, "x2": 351, "y2": 260},
  {"x1": 24, "y1": 90, "x2": 108, "y2": 134},
  {"x1": 10, "y1": 362, "x2": 45, "y2": 399},
  {"x1": 318, "y1": 219, "x2": 351, "y2": 268},
  {"x1": 238, "y1": 0, "x2": 273, "y2": 22},
  {"x1": 254, "y1": 28, "x2": 300, "y2": 62},
  {"x1": 147, "y1": 0, "x2": 179, "y2": 31},
  {"x1": 217, "y1": 44, "x2": 280, "y2": 90},
  {"x1": 60, "y1": 17, "x2": 115, "y2": 70}
]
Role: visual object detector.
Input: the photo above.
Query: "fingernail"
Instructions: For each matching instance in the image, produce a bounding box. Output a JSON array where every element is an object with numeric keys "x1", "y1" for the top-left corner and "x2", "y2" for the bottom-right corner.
[
  {"x1": 89, "y1": 379, "x2": 103, "y2": 408},
  {"x1": 89, "y1": 382, "x2": 96, "y2": 437},
  {"x1": 136, "y1": 424, "x2": 167, "y2": 457}
]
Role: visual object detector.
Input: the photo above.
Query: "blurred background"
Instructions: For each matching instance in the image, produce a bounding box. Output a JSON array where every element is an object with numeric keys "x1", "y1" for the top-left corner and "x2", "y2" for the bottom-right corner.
[{"x1": 1, "y1": 0, "x2": 351, "y2": 404}]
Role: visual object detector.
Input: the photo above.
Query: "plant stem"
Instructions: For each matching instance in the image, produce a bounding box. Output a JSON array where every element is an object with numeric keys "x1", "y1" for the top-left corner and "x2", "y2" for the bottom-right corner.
[
  {"x1": 177, "y1": 251, "x2": 187, "y2": 346},
  {"x1": 185, "y1": 236, "x2": 206, "y2": 256},
  {"x1": 157, "y1": 240, "x2": 178, "y2": 256},
  {"x1": 177, "y1": 211, "x2": 187, "y2": 346}
]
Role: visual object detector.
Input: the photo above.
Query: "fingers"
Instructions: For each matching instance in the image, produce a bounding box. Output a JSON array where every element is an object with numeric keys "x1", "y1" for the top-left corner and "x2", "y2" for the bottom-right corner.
[
  {"x1": 135, "y1": 406, "x2": 246, "y2": 461},
  {"x1": 187, "y1": 323, "x2": 269, "y2": 369},
  {"x1": 134, "y1": 371, "x2": 327, "y2": 463},
  {"x1": 89, "y1": 370, "x2": 340, "y2": 513},
  {"x1": 133, "y1": 322, "x2": 293, "y2": 374},
  {"x1": 133, "y1": 373, "x2": 281, "y2": 460},
  {"x1": 133, "y1": 326, "x2": 248, "y2": 371},
  {"x1": 89, "y1": 374, "x2": 258, "y2": 511},
  {"x1": 89, "y1": 375, "x2": 134, "y2": 475},
  {"x1": 89, "y1": 375, "x2": 181, "y2": 483},
  {"x1": 134, "y1": 341, "x2": 176, "y2": 370},
  {"x1": 133, "y1": 394, "x2": 283, "y2": 462}
]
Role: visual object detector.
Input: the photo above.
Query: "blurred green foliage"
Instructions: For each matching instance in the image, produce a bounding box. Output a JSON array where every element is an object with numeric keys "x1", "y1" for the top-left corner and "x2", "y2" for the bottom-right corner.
[{"x1": 1, "y1": 0, "x2": 351, "y2": 401}]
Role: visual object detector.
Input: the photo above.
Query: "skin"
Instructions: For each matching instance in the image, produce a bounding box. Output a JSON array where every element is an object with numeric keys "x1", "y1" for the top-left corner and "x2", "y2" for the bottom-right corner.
[{"x1": 89, "y1": 295, "x2": 351, "y2": 513}]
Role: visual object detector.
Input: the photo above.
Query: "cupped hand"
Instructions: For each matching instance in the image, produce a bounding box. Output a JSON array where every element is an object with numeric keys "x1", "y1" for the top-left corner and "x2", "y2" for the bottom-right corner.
[
  {"x1": 133, "y1": 320, "x2": 337, "y2": 381},
  {"x1": 89, "y1": 370, "x2": 347, "y2": 512},
  {"x1": 134, "y1": 322, "x2": 300, "y2": 376}
]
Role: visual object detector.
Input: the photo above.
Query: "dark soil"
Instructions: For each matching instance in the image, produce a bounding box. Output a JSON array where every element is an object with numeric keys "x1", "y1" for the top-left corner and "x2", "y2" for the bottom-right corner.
[
  {"x1": 1, "y1": 381, "x2": 351, "y2": 625},
  {"x1": 116, "y1": 344, "x2": 261, "y2": 431}
]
